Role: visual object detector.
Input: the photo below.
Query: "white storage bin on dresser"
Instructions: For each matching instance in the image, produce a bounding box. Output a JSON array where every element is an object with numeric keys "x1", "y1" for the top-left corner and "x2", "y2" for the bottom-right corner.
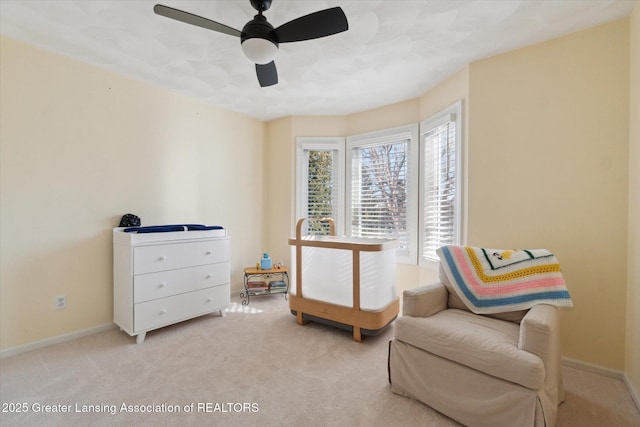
[{"x1": 113, "y1": 227, "x2": 230, "y2": 344}]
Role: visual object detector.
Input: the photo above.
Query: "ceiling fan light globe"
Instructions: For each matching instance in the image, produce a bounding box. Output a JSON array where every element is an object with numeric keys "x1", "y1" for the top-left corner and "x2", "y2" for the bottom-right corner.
[{"x1": 241, "y1": 38, "x2": 278, "y2": 64}]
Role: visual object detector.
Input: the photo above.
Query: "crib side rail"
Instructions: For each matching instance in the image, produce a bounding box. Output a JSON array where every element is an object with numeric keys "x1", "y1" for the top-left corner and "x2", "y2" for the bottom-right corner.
[{"x1": 292, "y1": 218, "x2": 335, "y2": 304}]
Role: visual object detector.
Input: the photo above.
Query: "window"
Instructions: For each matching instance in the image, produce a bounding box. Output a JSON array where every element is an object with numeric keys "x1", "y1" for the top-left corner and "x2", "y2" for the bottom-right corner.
[
  {"x1": 296, "y1": 137, "x2": 345, "y2": 235},
  {"x1": 419, "y1": 101, "x2": 463, "y2": 267},
  {"x1": 294, "y1": 102, "x2": 463, "y2": 267},
  {"x1": 346, "y1": 125, "x2": 419, "y2": 263}
]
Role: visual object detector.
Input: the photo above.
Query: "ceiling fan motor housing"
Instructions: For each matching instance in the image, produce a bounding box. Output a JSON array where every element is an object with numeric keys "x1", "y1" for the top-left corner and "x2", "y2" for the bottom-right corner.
[{"x1": 241, "y1": 14, "x2": 279, "y2": 64}]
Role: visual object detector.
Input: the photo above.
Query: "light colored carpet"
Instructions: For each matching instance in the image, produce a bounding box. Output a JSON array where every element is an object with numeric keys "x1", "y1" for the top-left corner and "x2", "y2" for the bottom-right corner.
[{"x1": 1, "y1": 295, "x2": 639, "y2": 427}]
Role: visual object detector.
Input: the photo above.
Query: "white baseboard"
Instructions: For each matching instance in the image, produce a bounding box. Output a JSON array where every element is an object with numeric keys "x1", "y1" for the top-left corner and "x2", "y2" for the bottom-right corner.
[
  {"x1": 562, "y1": 357, "x2": 640, "y2": 413},
  {"x1": 562, "y1": 356, "x2": 625, "y2": 380},
  {"x1": 0, "y1": 296, "x2": 250, "y2": 359},
  {"x1": 0, "y1": 323, "x2": 116, "y2": 359},
  {"x1": 623, "y1": 373, "x2": 640, "y2": 414}
]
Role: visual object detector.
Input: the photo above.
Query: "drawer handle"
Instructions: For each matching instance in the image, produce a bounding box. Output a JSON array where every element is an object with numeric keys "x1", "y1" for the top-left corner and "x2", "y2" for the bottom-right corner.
[
  {"x1": 205, "y1": 250, "x2": 212, "y2": 255},
  {"x1": 205, "y1": 274, "x2": 212, "y2": 279},
  {"x1": 160, "y1": 308, "x2": 167, "y2": 314},
  {"x1": 158, "y1": 256, "x2": 166, "y2": 261},
  {"x1": 206, "y1": 297, "x2": 213, "y2": 302},
  {"x1": 158, "y1": 282, "x2": 166, "y2": 288}
]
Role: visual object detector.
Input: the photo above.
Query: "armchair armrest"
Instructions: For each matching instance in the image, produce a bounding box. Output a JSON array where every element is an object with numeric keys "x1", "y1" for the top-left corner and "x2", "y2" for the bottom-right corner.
[
  {"x1": 518, "y1": 304, "x2": 563, "y2": 403},
  {"x1": 402, "y1": 282, "x2": 448, "y2": 317},
  {"x1": 518, "y1": 304, "x2": 559, "y2": 360}
]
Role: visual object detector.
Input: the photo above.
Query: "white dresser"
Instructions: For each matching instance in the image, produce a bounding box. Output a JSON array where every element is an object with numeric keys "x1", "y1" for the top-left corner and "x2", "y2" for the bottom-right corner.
[{"x1": 113, "y1": 227, "x2": 230, "y2": 344}]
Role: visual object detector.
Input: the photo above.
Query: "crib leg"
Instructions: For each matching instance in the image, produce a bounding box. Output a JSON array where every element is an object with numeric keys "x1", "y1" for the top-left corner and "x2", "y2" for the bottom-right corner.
[
  {"x1": 296, "y1": 311, "x2": 308, "y2": 325},
  {"x1": 353, "y1": 327, "x2": 362, "y2": 342}
]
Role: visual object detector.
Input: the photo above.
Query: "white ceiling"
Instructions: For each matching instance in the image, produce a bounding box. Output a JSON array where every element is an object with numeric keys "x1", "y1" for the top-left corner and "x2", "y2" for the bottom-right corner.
[{"x1": 0, "y1": 0, "x2": 635, "y2": 121}]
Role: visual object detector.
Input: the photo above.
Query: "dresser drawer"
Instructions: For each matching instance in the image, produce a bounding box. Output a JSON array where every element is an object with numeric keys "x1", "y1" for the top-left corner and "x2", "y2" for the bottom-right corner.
[
  {"x1": 133, "y1": 239, "x2": 229, "y2": 274},
  {"x1": 134, "y1": 285, "x2": 230, "y2": 333},
  {"x1": 134, "y1": 262, "x2": 230, "y2": 303}
]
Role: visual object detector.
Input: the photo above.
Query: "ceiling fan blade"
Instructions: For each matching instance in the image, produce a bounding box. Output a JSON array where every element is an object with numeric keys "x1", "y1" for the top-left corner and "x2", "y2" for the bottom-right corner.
[
  {"x1": 256, "y1": 61, "x2": 278, "y2": 87},
  {"x1": 154, "y1": 4, "x2": 241, "y2": 38},
  {"x1": 274, "y1": 7, "x2": 348, "y2": 43}
]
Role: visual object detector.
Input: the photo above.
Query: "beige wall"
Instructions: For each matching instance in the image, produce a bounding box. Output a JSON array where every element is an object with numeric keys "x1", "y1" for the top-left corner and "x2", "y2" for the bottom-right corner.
[
  {"x1": 468, "y1": 19, "x2": 630, "y2": 369},
  {"x1": 0, "y1": 37, "x2": 265, "y2": 350},
  {"x1": 626, "y1": 2, "x2": 640, "y2": 400},
  {"x1": 264, "y1": 116, "x2": 294, "y2": 265},
  {"x1": 346, "y1": 98, "x2": 420, "y2": 135}
]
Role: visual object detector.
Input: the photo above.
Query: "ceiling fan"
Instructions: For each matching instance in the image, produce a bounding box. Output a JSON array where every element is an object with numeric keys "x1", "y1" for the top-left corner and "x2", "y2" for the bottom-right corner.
[{"x1": 154, "y1": 1, "x2": 349, "y2": 87}]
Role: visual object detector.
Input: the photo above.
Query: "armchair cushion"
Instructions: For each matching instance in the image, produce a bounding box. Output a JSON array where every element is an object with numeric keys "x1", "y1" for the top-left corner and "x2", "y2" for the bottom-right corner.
[{"x1": 395, "y1": 309, "x2": 545, "y2": 389}]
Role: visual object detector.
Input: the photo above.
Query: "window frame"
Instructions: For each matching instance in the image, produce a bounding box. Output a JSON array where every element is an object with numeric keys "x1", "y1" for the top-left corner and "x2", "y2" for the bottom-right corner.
[
  {"x1": 346, "y1": 124, "x2": 419, "y2": 264},
  {"x1": 419, "y1": 100, "x2": 464, "y2": 269},
  {"x1": 295, "y1": 137, "x2": 346, "y2": 236}
]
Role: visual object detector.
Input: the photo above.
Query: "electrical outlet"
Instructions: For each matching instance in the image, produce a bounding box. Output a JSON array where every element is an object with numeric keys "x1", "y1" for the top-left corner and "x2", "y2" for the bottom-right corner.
[{"x1": 55, "y1": 295, "x2": 66, "y2": 310}]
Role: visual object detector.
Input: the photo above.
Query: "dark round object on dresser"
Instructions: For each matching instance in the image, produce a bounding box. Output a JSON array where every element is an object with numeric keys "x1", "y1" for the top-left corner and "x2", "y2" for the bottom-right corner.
[{"x1": 118, "y1": 213, "x2": 140, "y2": 227}]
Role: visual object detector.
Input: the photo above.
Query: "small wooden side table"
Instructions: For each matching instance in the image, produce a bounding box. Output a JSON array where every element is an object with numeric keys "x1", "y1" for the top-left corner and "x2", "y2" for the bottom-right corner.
[{"x1": 241, "y1": 267, "x2": 289, "y2": 305}]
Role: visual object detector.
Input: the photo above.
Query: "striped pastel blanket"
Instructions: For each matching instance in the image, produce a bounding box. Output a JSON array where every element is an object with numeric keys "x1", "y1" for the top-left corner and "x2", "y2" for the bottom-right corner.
[{"x1": 437, "y1": 245, "x2": 573, "y2": 314}]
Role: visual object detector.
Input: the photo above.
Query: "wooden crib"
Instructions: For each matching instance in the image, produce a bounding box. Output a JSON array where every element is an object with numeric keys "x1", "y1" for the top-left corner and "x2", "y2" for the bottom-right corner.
[{"x1": 288, "y1": 218, "x2": 399, "y2": 342}]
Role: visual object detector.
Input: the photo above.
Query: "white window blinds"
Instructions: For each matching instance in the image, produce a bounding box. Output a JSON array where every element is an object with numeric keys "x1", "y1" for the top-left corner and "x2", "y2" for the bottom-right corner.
[
  {"x1": 304, "y1": 149, "x2": 339, "y2": 234},
  {"x1": 347, "y1": 123, "x2": 419, "y2": 263},
  {"x1": 420, "y1": 105, "x2": 462, "y2": 264},
  {"x1": 351, "y1": 141, "x2": 409, "y2": 246},
  {"x1": 296, "y1": 137, "x2": 345, "y2": 236}
]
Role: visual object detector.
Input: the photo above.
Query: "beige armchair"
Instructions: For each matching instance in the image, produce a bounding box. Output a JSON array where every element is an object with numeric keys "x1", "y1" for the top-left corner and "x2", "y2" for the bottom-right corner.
[{"x1": 388, "y1": 274, "x2": 564, "y2": 427}]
